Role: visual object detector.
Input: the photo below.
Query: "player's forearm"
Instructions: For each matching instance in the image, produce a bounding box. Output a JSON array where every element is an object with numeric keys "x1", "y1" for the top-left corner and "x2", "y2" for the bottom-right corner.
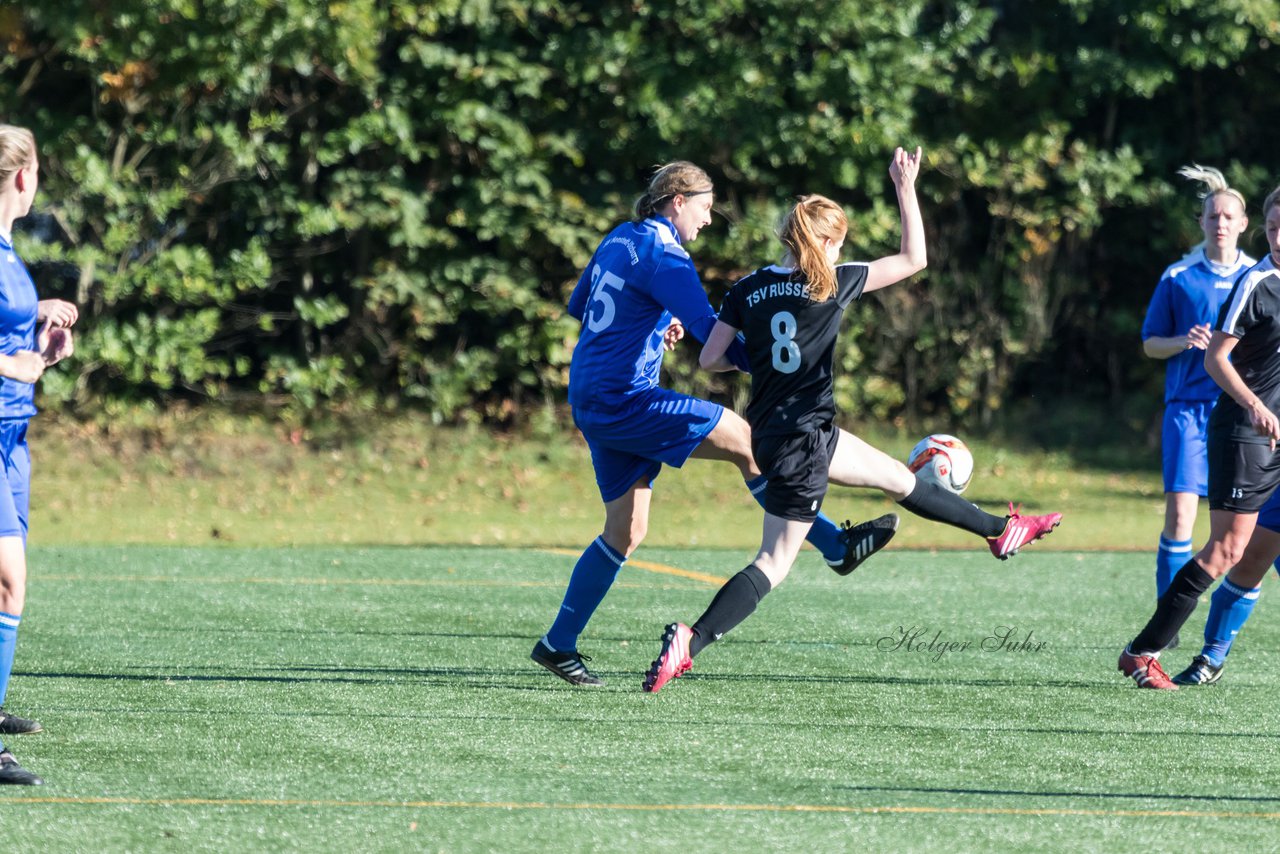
[
  {"x1": 1143, "y1": 336, "x2": 1187, "y2": 359},
  {"x1": 1206, "y1": 351, "x2": 1255, "y2": 408},
  {"x1": 895, "y1": 182, "x2": 927, "y2": 274},
  {"x1": 699, "y1": 352, "x2": 736, "y2": 372},
  {"x1": 699, "y1": 321, "x2": 741, "y2": 373}
]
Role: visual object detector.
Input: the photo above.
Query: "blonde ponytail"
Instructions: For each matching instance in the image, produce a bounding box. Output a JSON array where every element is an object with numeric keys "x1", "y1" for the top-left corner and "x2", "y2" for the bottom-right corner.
[
  {"x1": 1178, "y1": 163, "x2": 1247, "y2": 214},
  {"x1": 779, "y1": 195, "x2": 848, "y2": 302}
]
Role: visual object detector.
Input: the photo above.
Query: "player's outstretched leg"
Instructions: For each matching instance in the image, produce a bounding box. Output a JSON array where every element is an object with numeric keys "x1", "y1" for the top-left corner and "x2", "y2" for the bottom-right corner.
[
  {"x1": 826, "y1": 431, "x2": 1061, "y2": 559},
  {"x1": 986, "y1": 503, "x2": 1063, "y2": 560},
  {"x1": 642, "y1": 622, "x2": 693, "y2": 694},
  {"x1": 831, "y1": 513, "x2": 899, "y2": 576},
  {"x1": 0, "y1": 748, "x2": 41, "y2": 785}
]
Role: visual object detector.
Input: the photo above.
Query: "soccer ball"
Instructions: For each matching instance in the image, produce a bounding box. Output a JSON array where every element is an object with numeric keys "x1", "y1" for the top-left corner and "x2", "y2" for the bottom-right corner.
[{"x1": 907, "y1": 434, "x2": 974, "y2": 494}]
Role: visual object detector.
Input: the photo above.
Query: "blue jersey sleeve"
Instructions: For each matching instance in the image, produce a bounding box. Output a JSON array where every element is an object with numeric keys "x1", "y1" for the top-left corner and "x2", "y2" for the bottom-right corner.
[
  {"x1": 648, "y1": 252, "x2": 716, "y2": 326},
  {"x1": 650, "y1": 251, "x2": 750, "y2": 371},
  {"x1": 1141, "y1": 277, "x2": 1175, "y2": 340}
]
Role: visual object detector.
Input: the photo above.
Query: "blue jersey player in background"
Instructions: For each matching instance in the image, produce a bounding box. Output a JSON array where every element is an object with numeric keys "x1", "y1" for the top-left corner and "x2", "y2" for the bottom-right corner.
[
  {"x1": 1140, "y1": 164, "x2": 1254, "y2": 646},
  {"x1": 0, "y1": 124, "x2": 78, "y2": 784},
  {"x1": 531, "y1": 161, "x2": 877, "y2": 686}
]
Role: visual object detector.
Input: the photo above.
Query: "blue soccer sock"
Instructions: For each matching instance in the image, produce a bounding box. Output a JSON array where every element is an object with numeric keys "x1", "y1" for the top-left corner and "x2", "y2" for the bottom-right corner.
[
  {"x1": 544, "y1": 537, "x2": 626, "y2": 652},
  {"x1": 1201, "y1": 577, "x2": 1261, "y2": 666},
  {"x1": 744, "y1": 474, "x2": 844, "y2": 564},
  {"x1": 0, "y1": 611, "x2": 19, "y2": 708},
  {"x1": 1156, "y1": 535, "x2": 1193, "y2": 599}
]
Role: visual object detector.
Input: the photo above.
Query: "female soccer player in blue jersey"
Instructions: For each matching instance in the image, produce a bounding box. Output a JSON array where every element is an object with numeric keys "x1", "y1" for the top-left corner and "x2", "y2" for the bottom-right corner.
[
  {"x1": 1141, "y1": 166, "x2": 1254, "y2": 620},
  {"x1": 642, "y1": 148, "x2": 1062, "y2": 693},
  {"x1": 0, "y1": 125, "x2": 78, "y2": 784},
  {"x1": 532, "y1": 162, "x2": 880, "y2": 687},
  {"x1": 1120, "y1": 182, "x2": 1280, "y2": 690}
]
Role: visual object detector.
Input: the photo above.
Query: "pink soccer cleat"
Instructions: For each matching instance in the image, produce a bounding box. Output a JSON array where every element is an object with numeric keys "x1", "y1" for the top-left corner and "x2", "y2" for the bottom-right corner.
[
  {"x1": 987, "y1": 503, "x2": 1062, "y2": 560},
  {"x1": 643, "y1": 622, "x2": 693, "y2": 693},
  {"x1": 1118, "y1": 647, "x2": 1178, "y2": 690}
]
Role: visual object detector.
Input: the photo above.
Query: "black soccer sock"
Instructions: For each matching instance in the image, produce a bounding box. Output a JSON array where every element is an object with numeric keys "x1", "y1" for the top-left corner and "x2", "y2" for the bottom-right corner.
[
  {"x1": 1130, "y1": 559, "x2": 1215, "y2": 655},
  {"x1": 897, "y1": 479, "x2": 1006, "y2": 538},
  {"x1": 689, "y1": 564, "x2": 772, "y2": 658}
]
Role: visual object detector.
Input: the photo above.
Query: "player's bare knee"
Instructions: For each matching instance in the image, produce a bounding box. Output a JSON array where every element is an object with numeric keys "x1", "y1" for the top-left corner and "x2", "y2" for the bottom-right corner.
[
  {"x1": 754, "y1": 560, "x2": 791, "y2": 588},
  {"x1": 0, "y1": 579, "x2": 23, "y2": 615},
  {"x1": 1204, "y1": 544, "x2": 1245, "y2": 577}
]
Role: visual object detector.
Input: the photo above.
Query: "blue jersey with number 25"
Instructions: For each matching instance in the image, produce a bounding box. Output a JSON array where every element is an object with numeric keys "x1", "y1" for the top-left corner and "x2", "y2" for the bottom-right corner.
[{"x1": 567, "y1": 216, "x2": 733, "y2": 411}]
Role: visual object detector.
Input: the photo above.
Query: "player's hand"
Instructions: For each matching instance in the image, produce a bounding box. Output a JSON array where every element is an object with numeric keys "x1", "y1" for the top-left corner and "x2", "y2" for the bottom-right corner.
[
  {"x1": 37, "y1": 299, "x2": 78, "y2": 328},
  {"x1": 1184, "y1": 323, "x2": 1213, "y2": 351},
  {"x1": 0, "y1": 351, "x2": 45, "y2": 384},
  {"x1": 38, "y1": 321, "x2": 73, "y2": 366},
  {"x1": 889, "y1": 146, "x2": 922, "y2": 187},
  {"x1": 663, "y1": 320, "x2": 685, "y2": 352},
  {"x1": 1247, "y1": 399, "x2": 1280, "y2": 450}
]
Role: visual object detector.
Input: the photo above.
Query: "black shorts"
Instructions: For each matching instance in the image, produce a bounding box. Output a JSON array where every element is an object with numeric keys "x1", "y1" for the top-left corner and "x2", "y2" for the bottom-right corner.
[
  {"x1": 1206, "y1": 432, "x2": 1280, "y2": 512},
  {"x1": 752, "y1": 423, "x2": 840, "y2": 522}
]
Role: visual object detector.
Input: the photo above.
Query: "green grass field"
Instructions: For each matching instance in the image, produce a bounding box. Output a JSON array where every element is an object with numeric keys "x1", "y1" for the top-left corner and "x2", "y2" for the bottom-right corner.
[
  {"x1": 4, "y1": 544, "x2": 1280, "y2": 852},
  {"x1": 25, "y1": 411, "x2": 1194, "y2": 551}
]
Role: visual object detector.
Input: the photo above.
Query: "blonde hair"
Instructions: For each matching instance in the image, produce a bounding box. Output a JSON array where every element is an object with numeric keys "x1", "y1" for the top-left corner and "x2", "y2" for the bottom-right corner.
[
  {"x1": 1178, "y1": 164, "x2": 1246, "y2": 214},
  {"x1": 634, "y1": 161, "x2": 713, "y2": 220},
  {"x1": 779, "y1": 195, "x2": 848, "y2": 302},
  {"x1": 0, "y1": 125, "x2": 36, "y2": 186}
]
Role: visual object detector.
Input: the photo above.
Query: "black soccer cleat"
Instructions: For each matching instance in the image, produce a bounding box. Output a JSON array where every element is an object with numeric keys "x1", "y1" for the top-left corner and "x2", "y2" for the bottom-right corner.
[
  {"x1": 0, "y1": 709, "x2": 42, "y2": 735},
  {"x1": 0, "y1": 750, "x2": 42, "y2": 785},
  {"x1": 829, "y1": 513, "x2": 899, "y2": 576},
  {"x1": 530, "y1": 639, "x2": 605, "y2": 687},
  {"x1": 1172, "y1": 654, "x2": 1224, "y2": 686}
]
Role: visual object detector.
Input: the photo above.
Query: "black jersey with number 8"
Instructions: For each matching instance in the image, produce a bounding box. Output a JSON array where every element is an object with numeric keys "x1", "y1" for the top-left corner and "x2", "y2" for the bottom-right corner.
[{"x1": 718, "y1": 262, "x2": 868, "y2": 438}]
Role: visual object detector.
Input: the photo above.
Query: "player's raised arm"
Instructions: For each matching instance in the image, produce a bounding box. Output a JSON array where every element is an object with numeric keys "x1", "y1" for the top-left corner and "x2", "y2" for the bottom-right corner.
[{"x1": 863, "y1": 146, "x2": 926, "y2": 293}]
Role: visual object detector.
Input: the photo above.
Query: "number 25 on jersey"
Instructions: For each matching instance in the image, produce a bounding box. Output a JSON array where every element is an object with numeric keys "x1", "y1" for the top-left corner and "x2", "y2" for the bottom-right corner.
[{"x1": 587, "y1": 264, "x2": 625, "y2": 333}]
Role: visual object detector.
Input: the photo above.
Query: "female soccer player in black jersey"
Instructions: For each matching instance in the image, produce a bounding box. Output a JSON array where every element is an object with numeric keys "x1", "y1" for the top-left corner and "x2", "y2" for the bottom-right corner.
[
  {"x1": 1120, "y1": 182, "x2": 1280, "y2": 690},
  {"x1": 643, "y1": 147, "x2": 1062, "y2": 692}
]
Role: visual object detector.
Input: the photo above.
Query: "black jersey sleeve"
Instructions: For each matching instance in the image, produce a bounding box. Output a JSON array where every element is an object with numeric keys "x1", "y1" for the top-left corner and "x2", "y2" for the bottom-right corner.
[
  {"x1": 718, "y1": 280, "x2": 747, "y2": 330},
  {"x1": 835, "y1": 263, "x2": 869, "y2": 309},
  {"x1": 1218, "y1": 275, "x2": 1262, "y2": 338}
]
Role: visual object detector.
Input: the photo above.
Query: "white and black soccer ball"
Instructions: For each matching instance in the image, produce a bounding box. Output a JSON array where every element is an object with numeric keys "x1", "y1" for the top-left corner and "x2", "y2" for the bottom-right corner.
[{"x1": 907, "y1": 434, "x2": 974, "y2": 495}]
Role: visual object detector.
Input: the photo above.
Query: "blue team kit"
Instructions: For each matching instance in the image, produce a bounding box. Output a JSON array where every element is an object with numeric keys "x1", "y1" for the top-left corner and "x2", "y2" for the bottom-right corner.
[
  {"x1": 1143, "y1": 247, "x2": 1255, "y2": 494},
  {"x1": 566, "y1": 216, "x2": 735, "y2": 502}
]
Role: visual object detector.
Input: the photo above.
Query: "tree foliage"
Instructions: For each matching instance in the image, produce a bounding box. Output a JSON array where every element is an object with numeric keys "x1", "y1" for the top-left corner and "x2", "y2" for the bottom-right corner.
[{"x1": 2, "y1": 1, "x2": 1278, "y2": 425}]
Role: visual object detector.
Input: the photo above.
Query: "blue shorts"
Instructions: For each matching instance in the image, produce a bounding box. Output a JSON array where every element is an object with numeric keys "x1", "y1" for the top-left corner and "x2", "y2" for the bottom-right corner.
[
  {"x1": 573, "y1": 388, "x2": 724, "y2": 503},
  {"x1": 1257, "y1": 490, "x2": 1280, "y2": 532},
  {"x1": 1162, "y1": 400, "x2": 1213, "y2": 495},
  {"x1": 0, "y1": 419, "x2": 31, "y2": 543}
]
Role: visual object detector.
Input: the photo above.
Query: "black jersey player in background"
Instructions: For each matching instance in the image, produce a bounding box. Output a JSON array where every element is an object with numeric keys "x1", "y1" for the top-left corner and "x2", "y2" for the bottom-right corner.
[
  {"x1": 643, "y1": 147, "x2": 1063, "y2": 693},
  {"x1": 1119, "y1": 182, "x2": 1280, "y2": 690}
]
